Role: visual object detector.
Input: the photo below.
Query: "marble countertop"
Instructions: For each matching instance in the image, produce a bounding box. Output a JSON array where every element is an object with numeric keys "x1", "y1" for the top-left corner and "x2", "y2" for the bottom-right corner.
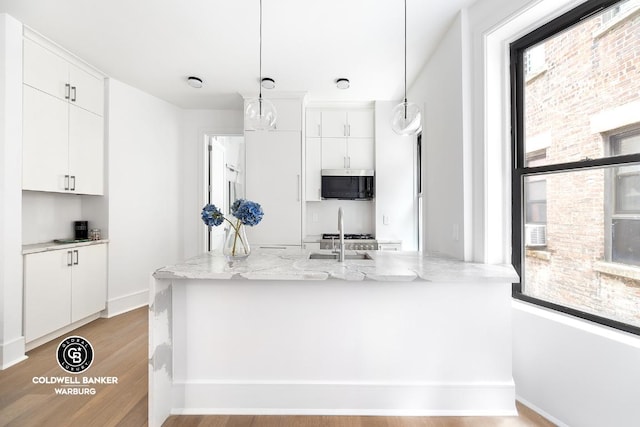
[
  {"x1": 22, "y1": 239, "x2": 109, "y2": 255},
  {"x1": 153, "y1": 248, "x2": 519, "y2": 283}
]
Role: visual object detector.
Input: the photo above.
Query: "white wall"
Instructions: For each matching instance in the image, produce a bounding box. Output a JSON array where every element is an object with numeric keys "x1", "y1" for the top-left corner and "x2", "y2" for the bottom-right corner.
[
  {"x1": 305, "y1": 200, "x2": 374, "y2": 237},
  {"x1": 374, "y1": 101, "x2": 418, "y2": 250},
  {"x1": 181, "y1": 109, "x2": 243, "y2": 259},
  {"x1": 21, "y1": 192, "x2": 82, "y2": 244},
  {"x1": 513, "y1": 301, "x2": 640, "y2": 426},
  {"x1": 409, "y1": 14, "x2": 466, "y2": 260},
  {"x1": 463, "y1": 0, "x2": 640, "y2": 425},
  {"x1": 0, "y1": 13, "x2": 25, "y2": 369},
  {"x1": 106, "y1": 79, "x2": 182, "y2": 315}
]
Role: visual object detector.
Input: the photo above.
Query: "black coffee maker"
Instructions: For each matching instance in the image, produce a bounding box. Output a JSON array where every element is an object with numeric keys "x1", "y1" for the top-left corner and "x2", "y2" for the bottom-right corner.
[{"x1": 74, "y1": 221, "x2": 88, "y2": 240}]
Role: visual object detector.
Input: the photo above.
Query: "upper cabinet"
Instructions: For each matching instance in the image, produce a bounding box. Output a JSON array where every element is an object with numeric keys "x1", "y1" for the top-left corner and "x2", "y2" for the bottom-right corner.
[
  {"x1": 23, "y1": 38, "x2": 104, "y2": 116},
  {"x1": 22, "y1": 37, "x2": 105, "y2": 195},
  {"x1": 244, "y1": 98, "x2": 301, "y2": 132},
  {"x1": 318, "y1": 109, "x2": 374, "y2": 138}
]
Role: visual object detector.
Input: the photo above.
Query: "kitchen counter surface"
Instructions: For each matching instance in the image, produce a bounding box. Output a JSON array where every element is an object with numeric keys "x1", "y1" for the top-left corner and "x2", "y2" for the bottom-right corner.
[
  {"x1": 153, "y1": 248, "x2": 518, "y2": 283},
  {"x1": 22, "y1": 239, "x2": 109, "y2": 255}
]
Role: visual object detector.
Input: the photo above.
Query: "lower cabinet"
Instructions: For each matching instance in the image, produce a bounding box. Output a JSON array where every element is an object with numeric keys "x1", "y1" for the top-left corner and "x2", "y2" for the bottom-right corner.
[{"x1": 24, "y1": 243, "x2": 107, "y2": 343}]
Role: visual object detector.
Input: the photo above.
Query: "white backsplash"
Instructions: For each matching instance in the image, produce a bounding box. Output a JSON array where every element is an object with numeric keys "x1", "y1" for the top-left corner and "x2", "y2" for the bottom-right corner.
[
  {"x1": 22, "y1": 191, "x2": 84, "y2": 244},
  {"x1": 305, "y1": 199, "x2": 374, "y2": 236}
]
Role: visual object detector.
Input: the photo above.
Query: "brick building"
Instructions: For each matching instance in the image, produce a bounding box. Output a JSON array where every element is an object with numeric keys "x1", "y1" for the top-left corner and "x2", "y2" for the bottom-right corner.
[{"x1": 522, "y1": 1, "x2": 640, "y2": 328}]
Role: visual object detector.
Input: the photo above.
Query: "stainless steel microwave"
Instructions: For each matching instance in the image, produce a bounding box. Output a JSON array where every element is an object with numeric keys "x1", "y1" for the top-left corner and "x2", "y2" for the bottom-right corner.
[{"x1": 321, "y1": 169, "x2": 375, "y2": 200}]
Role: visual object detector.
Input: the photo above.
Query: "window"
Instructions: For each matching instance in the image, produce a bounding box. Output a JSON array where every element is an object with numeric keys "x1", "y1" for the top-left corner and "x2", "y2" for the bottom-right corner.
[
  {"x1": 601, "y1": 0, "x2": 640, "y2": 23},
  {"x1": 511, "y1": 0, "x2": 640, "y2": 334}
]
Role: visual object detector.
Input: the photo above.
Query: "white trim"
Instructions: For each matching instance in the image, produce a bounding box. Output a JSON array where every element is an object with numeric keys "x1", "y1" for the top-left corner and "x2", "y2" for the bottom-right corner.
[
  {"x1": 0, "y1": 336, "x2": 27, "y2": 370},
  {"x1": 105, "y1": 289, "x2": 149, "y2": 318},
  {"x1": 170, "y1": 380, "x2": 517, "y2": 416},
  {"x1": 515, "y1": 397, "x2": 569, "y2": 427},
  {"x1": 512, "y1": 299, "x2": 640, "y2": 347},
  {"x1": 590, "y1": 100, "x2": 640, "y2": 134}
]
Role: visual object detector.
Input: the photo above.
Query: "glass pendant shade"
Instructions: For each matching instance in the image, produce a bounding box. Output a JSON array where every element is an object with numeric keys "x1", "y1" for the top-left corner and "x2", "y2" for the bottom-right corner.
[
  {"x1": 245, "y1": 96, "x2": 277, "y2": 131},
  {"x1": 391, "y1": 100, "x2": 422, "y2": 135}
]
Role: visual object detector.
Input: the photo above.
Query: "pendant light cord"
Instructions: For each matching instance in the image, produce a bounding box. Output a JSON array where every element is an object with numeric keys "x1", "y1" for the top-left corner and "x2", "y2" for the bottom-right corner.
[{"x1": 404, "y1": 0, "x2": 407, "y2": 104}]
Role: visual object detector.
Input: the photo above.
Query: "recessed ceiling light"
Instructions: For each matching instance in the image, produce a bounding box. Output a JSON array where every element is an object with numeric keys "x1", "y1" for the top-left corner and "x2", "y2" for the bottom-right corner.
[
  {"x1": 336, "y1": 78, "x2": 350, "y2": 89},
  {"x1": 187, "y1": 76, "x2": 203, "y2": 88},
  {"x1": 261, "y1": 77, "x2": 276, "y2": 89}
]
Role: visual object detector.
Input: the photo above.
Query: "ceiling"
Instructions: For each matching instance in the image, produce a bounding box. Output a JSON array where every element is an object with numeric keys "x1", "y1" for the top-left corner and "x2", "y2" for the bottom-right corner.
[{"x1": 0, "y1": 0, "x2": 477, "y2": 110}]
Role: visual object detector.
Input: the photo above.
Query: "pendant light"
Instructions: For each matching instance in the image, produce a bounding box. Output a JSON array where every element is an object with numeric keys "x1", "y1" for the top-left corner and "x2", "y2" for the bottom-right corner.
[
  {"x1": 245, "y1": 0, "x2": 277, "y2": 130},
  {"x1": 391, "y1": 0, "x2": 421, "y2": 135}
]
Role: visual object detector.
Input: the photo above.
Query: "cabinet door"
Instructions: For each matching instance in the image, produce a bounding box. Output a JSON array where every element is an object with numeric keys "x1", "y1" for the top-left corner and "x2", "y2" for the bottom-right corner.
[
  {"x1": 69, "y1": 64, "x2": 104, "y2": 116},
  {"x1": 321, "y1": 138, "x2": 347, "y2": 169},
  {"x1": 347, "y1": 138, "x2": 375, "y2": 170},
  {"x1": 245, "y1": 131, "x2": 302, "y2": 245},
  {"x1": 305, "y1": 138, "x2": 322, "y2": 201},
  {"x1": 270, "y1": 99, "x2": 302, "y2": 131},
  {"x1": 23, "y1": 38, "x2": 69, "y2": 101},
  {"x1": 68, "y1": 106, "x2": 104, "y2": 195},
  {"x1": 22, "y1": 85, "x2": 69, "y2": 193},
  {"x1": 24, "y1": 250, "x2": 72, "y2": 342},
  {"x1": 71, "y1": 244, "x2": 107, "y2": 322},
  {"x1": 321, "y1": 111, "x2": 348, "y2": 137},
  {"x1": 347, "y1": 110, "x2": 374, "y2": 138},
  {"x1": 306, "y1": 110, "x2": 322, "y2": 137}
]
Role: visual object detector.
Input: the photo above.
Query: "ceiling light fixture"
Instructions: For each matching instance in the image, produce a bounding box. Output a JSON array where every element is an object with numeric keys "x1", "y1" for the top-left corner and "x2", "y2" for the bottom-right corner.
[
  {"x1": 336, "y1": 78, "x2": 350, "y2": 89},
  {"x1": 187, "y1": 76, "x2": 203, "y2": 88},
  {"x1": 261, "y1": 77, "x2": 276, "y2": 89},
  {"x1": 244, "y1": 0, "x2": 277, "y2": 130},
  {"x1": 391, "y1": 0, "x2": 422, "y2": 135}
]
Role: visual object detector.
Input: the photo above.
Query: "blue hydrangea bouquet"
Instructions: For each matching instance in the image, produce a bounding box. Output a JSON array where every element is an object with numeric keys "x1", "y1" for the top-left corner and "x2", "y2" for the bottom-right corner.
[{"x1": 201, "y1": 199, "x2": 264, "y2": 260}]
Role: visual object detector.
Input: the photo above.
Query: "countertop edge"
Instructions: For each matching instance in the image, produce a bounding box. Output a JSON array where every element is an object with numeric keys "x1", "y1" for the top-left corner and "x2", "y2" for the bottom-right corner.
[{"x1": 22, "y1": 239, "x2": 110, "y2": 255}]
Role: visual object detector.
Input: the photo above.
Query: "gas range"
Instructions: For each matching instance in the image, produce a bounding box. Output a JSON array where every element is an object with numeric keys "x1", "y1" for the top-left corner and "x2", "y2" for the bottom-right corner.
[{"x1": 320, "y1": 233, "x2": 378, "y2": 250}]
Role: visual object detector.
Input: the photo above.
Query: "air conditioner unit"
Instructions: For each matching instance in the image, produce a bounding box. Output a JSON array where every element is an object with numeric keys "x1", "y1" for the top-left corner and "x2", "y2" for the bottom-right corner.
[{"x1": 525, "y1": 224, "x2": 547, "y2": 247}]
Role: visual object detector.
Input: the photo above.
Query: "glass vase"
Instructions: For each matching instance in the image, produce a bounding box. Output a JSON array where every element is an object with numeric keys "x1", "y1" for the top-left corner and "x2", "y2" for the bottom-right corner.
[{"x1": 223, "y1": 224, "x2": 250, "y2": 261}]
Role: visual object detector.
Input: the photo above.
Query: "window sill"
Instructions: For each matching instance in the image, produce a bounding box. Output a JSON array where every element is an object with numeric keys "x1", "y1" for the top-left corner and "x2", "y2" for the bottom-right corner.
[
  {"x1": 592, "y1": 7, "x2": 640, "y2": 39},
  {"x1": 525, "y1": 68, "x2": 546, "y2": 83},
  {"x1": 525, "y1": 248, "x2": 551, "y2": 260},
  {"x1": 594, "y1": 261, "x2": 640, "y2": 282}
]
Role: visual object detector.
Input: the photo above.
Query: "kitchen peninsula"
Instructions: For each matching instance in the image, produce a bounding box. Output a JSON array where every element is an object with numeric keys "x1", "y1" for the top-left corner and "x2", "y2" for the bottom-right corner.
[{"x1": 149, "y1": 249, "x2": 519, "y2": 426}]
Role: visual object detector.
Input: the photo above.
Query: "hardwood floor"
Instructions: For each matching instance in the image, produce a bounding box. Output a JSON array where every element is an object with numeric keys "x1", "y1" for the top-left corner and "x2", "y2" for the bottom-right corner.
[
  {"x1": 0, "y1": 307, "x2": 554, "y2": 427},
  {"x1": 0, "y1": 307, "x2": 148, "y2": 427}
]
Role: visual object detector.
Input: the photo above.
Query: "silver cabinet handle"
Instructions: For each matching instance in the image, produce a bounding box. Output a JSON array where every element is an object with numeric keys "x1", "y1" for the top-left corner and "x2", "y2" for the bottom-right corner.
[
  {"x1": 347, "y1": 157, "x2": 351, "y2": 168},
  {"x1": 343, "y1": 124, "x2": 347, "y2": 136},
  {"x1": 65, "y1": 83, "x2": 71, "y2": 100},
  {"x1": 318, "y1": 124, "x2": 321, "y2": 136},
  {"x1": 73, "y1": 250, "x2": 79, "y2": 265},
  {"x1": 70, "y1": 175, "x2": 76, "y2": 191},
  {"x1": 347, "y1": 124, "x2": 351, "y2": 137},
  {"x1": 67, "y1": 250, "x2": 73, "y2": 266},
  {"x1": 70, "y1": 86, "x2": 77, "y2": 102},
  {"x1": 64, "y1": 175, "x2": 70, "y2": 190}
]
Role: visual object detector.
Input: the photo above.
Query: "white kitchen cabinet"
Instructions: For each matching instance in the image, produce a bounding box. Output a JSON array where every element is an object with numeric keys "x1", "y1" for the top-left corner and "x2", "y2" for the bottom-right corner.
[
  {"x1": 320, "y1": 109, "x2": 374, "y2": 138},
  {"x1": 22, "y1": 38, "x2": 104, "y2": 195},
  {"x1": 24, "y1": 250, "x2": 72, "y2": 343},
  {"x1": 321, "y1": 138, "x2": 374, "y2": 170},
  {"x1": 23, "y1": 243, "x2": 107, "y2": 343},
  {"x1": 23, "y1": 38, "x2": 104, "y2": 116},
  {"x1": 306, "y1": 110, "x2": 322, "y2": 137},
  {"x1": 244, "y1": 98, "x2": 301, "y2": 132},
  {"x1": 305, "y1": 137, "x2": 322, "y2": 201},
  {"x1": 71, "y1": 244, "x2": 107, "y2": 322},
  {"x1": 245, "y1": 131, "x2": 302, "y2": 246}
]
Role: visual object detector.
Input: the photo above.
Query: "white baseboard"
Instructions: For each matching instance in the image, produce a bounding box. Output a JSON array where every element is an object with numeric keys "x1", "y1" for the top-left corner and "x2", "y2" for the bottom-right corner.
[
  {"x1": 516, "y1": 396, "x2": 569, "y2": 427},
  {"x1": 105, "y1": 289, "x2": 149, "y2": 318},
  {"x1": 25, "y1": 313, "x2": 101, "y2": 352},
  {"x1": 0, "y1": 336, "x2": 27, "y2": 370},
  {"x1": 170, "y1": 381, "x2": 517, "y2": 416}
]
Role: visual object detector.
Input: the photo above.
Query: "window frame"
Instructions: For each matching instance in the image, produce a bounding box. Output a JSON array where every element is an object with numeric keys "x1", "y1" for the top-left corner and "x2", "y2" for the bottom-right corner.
[{"x1": 510, "y1": 0, "x2": 640, "y2": 335}]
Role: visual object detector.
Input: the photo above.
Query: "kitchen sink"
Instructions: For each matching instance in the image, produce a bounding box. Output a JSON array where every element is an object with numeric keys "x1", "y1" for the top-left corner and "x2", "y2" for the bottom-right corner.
[{"x1": 308, "y1": 252, "x2": 373, "y2": 260}]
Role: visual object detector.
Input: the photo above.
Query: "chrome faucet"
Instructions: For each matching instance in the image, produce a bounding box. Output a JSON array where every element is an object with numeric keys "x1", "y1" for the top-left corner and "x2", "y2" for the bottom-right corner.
[{"x1": 337, "y1": 207, "x2": 345, "y2": 262}]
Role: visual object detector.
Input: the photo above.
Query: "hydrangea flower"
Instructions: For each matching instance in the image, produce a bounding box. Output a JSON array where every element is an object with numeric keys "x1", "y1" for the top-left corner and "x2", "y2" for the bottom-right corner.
[
  {"x1": 201, "y1": 203, "x2": 224, "y2": 227},
  {"x1": 231, "y1": 199, "x2": 264, "y2": 227}
]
